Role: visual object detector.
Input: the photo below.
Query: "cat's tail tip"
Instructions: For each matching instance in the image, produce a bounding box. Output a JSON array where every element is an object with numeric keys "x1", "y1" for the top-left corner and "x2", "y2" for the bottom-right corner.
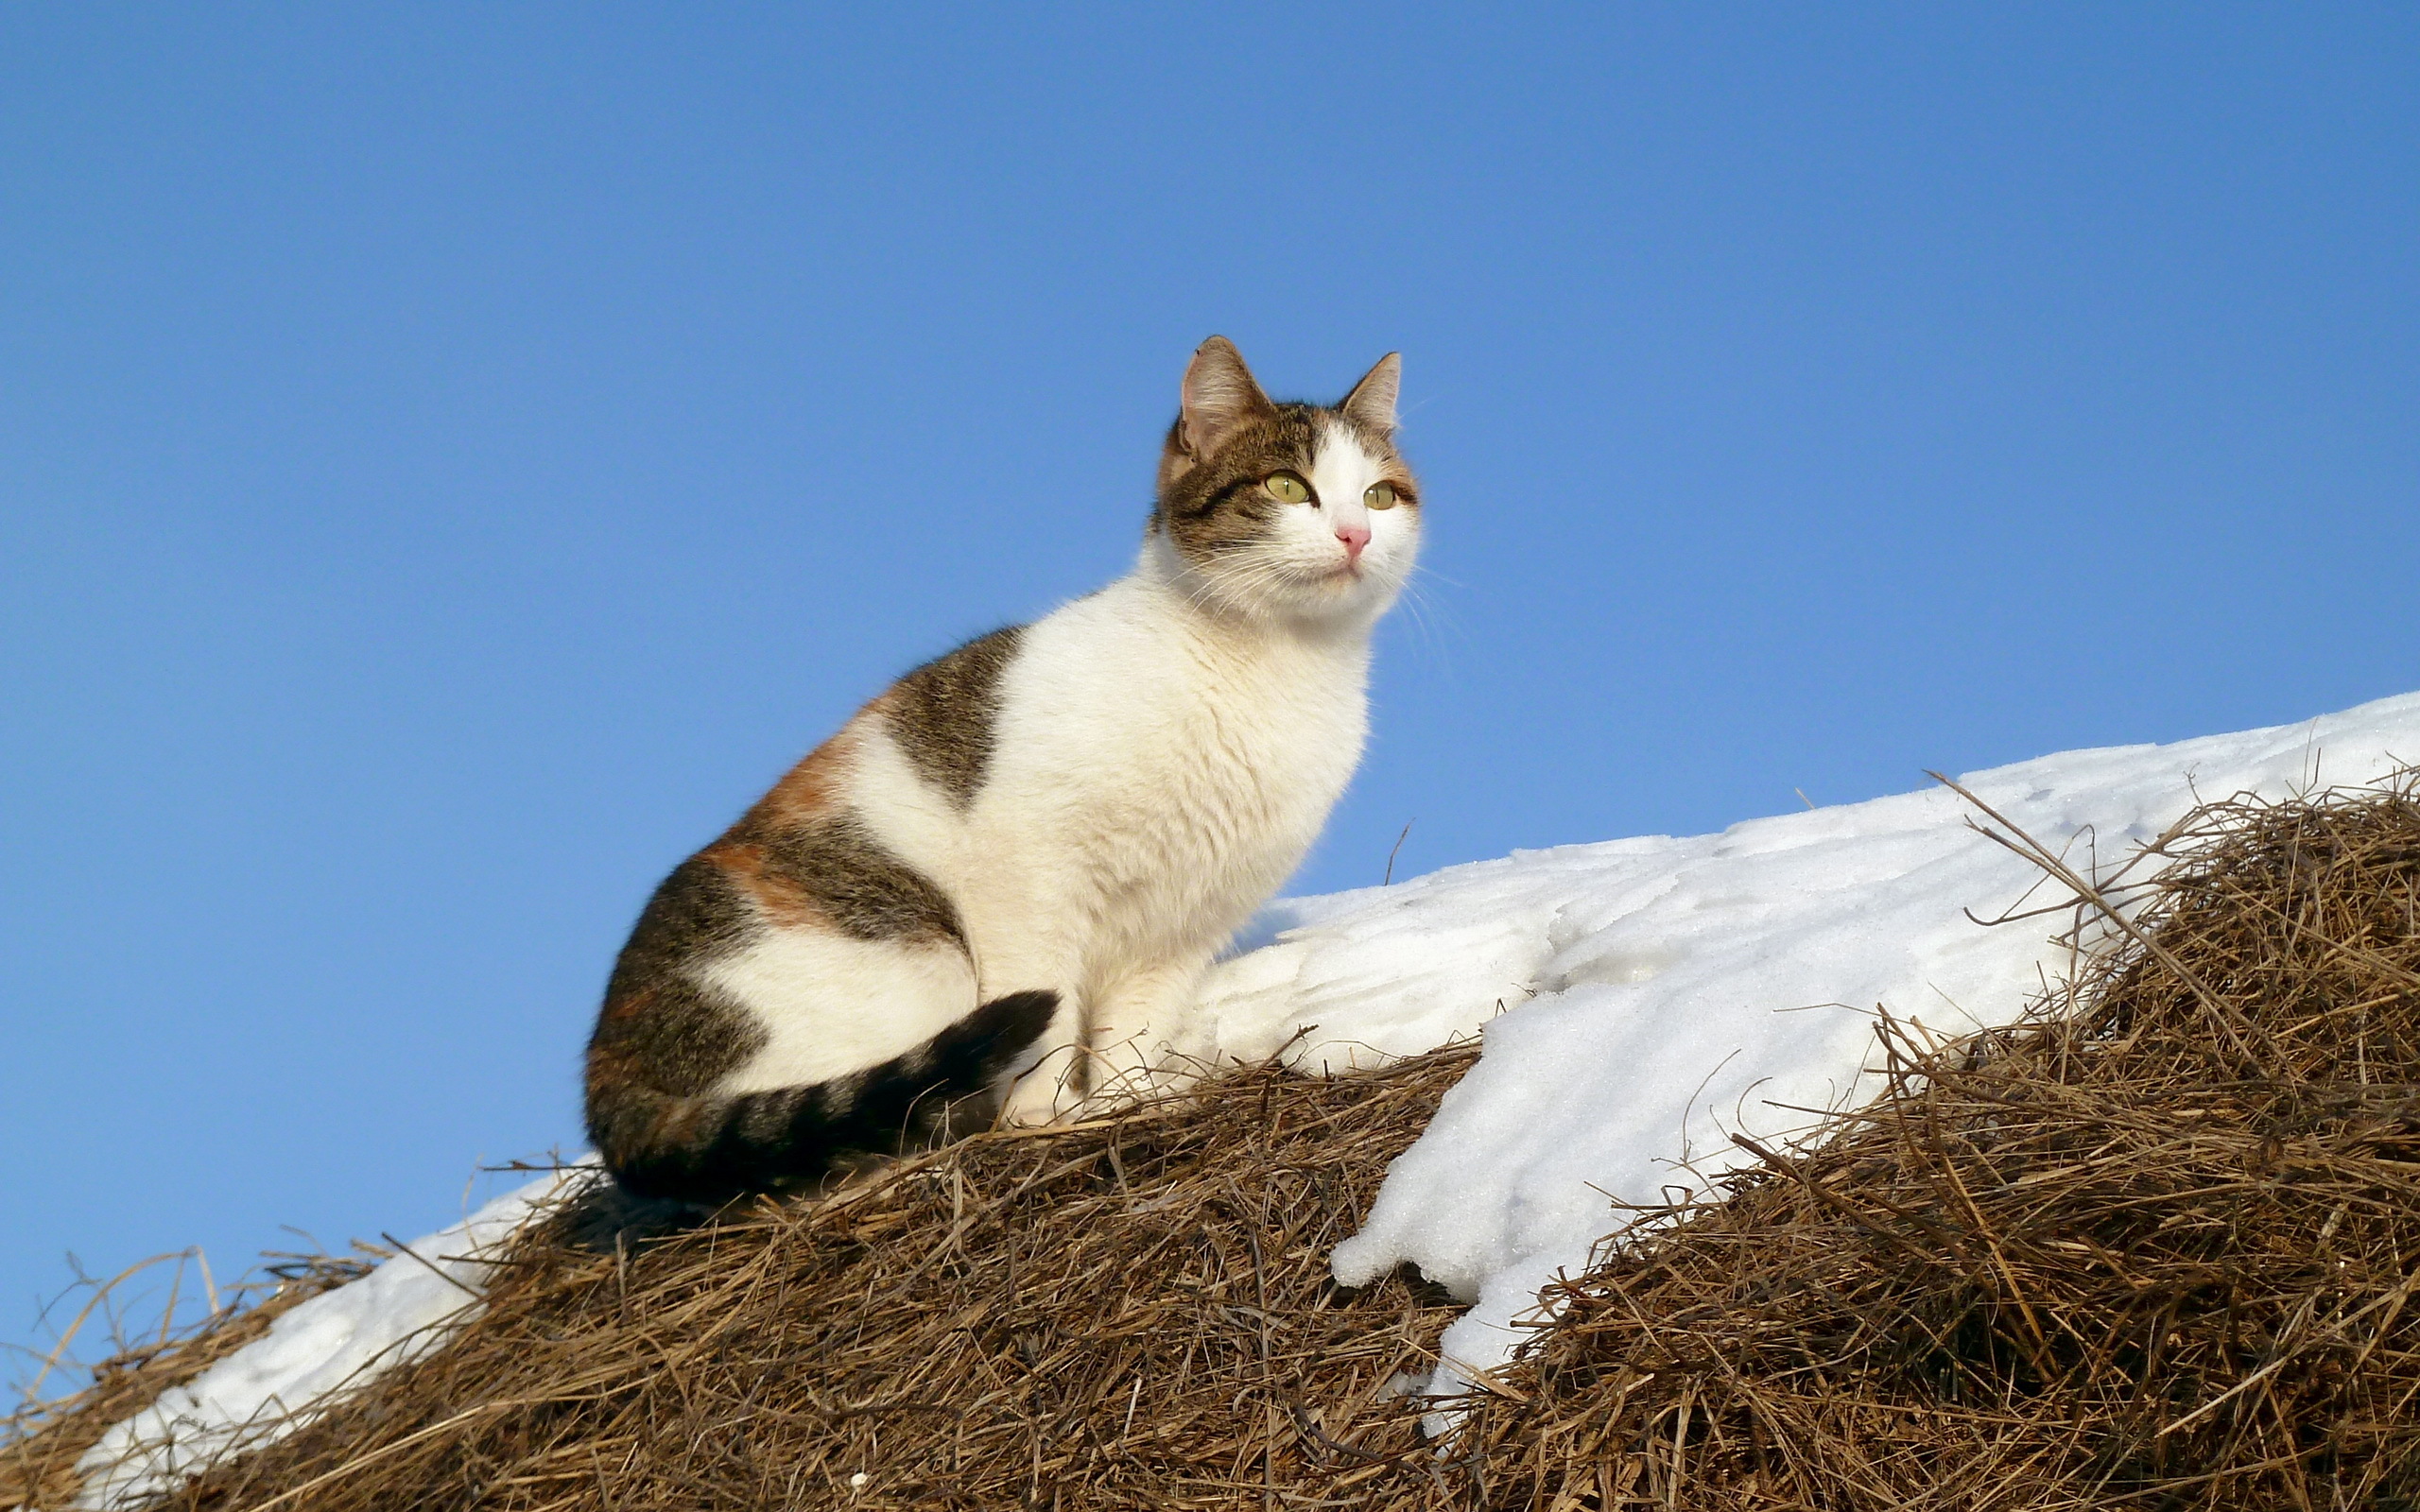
[{"x1": 946, "y1": 988, "x2": 1061, "y2": 1085}]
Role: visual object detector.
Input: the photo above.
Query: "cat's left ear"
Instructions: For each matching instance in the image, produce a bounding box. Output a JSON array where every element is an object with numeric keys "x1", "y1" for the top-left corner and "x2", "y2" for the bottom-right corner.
[{"x1": 1340, "y1": 352, "x2": 1402, "y2": 435}]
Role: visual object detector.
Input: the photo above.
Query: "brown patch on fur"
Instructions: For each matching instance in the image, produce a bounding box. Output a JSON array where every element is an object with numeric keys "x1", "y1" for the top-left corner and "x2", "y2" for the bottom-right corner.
[
  {"x1": 586, "y1": 989, "x2": 761, "y2": 1102},
  {"x1": 751, "y1": 815, "x2": 964, "y2": 943},
  {"x1": 686, "y1": 708, "x2": 969, "y2": 937},
  {"x1": 587, "y1": 853, "x2": 769, "y2": 1108},
  {"x1": 698, "y1": 839, "x2": 825, "y2": 931},
  {"x1": 887, "y1": 625, "x2": 1025, "y2": 808},
  {"x1": 1156, "y1": 404, "x2": 1316, "y2": 562},
  {"x1": 584, "y1": 1028, "x2": 747, "y2": 1185}
]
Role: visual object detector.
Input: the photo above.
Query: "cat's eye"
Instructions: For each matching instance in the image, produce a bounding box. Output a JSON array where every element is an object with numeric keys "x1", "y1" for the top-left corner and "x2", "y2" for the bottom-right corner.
[
  {"x1": 1364, "y1": 481, "x2": 1399, "y2": 510},
  {"x1": 1264, "y1": 472, "x2": 1312, "y2": 505}
]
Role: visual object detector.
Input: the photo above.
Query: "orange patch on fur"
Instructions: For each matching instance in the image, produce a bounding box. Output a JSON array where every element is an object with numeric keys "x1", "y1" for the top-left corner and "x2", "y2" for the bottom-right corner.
[
  {"x1": 598, "y1": 984, "x2": 658, "y2": 1025},
  {"x1": 700, "y1": 839, "x2": 828, "y2": 930},
  {"x1": 583, "y1": 1040, "x2": 648, "y2": 1098},
  {"x1": 749, "y1": 723, "x2": 861, "y2": 829}
]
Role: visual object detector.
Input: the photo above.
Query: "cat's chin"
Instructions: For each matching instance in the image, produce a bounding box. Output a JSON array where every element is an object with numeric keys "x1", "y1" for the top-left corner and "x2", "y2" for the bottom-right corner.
[{"x1": 1257, "y1": 571, "x2": 1403, "y2": 627}]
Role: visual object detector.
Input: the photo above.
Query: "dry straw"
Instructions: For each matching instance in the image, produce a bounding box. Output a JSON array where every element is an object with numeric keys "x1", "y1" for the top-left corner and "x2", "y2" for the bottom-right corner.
[
  {"x1": 2, "y1": 1255, "x2": 366, "y2": 1510},
  {"x1": 15, "y1": 777, "x2": 2420, "y2": 1509}
]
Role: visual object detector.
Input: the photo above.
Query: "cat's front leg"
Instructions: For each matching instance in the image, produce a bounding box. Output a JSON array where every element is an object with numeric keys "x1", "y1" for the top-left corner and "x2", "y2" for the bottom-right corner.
[
  {"x1": 995, "y1": 988, "x2": 1086, "y2": 1127},
  {"x1": 1074, "y1": 954, "x2": 1214, "y2": 1116}
]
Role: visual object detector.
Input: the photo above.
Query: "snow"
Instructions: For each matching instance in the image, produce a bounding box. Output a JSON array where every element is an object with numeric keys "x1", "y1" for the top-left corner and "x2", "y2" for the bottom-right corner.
[
  {"x1": 66, "y1": 1167, "x2": 585, "y2": 1512},
  {"x1": 1195, "y1": 691, "x2": 2420, "y2": 1402},
  {"x1": 54, "y1": 691, "x2": 2420, "y2": 1503}
]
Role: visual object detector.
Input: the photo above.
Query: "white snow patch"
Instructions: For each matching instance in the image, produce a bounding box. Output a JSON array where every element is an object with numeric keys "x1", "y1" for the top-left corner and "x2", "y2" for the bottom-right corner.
[
  {"x1": 69, "y1": 1167, "x2": 587, "y2": 1511},
  {"x1": 1193, "y1": 692, "x2": 2420, "y2": 1402}
]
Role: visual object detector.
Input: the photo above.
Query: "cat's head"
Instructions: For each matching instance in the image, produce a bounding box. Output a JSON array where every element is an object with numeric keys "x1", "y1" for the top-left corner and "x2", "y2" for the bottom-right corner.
[{"x1": 1149, "y1": 337, "x2": 1421, "y2": 626}]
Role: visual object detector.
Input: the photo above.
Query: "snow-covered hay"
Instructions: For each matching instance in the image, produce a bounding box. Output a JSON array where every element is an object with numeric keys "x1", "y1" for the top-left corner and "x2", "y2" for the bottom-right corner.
[
  {"x1": 1456, "y1": 779, "x2": 2420, "y2": 1509},
  {"x1": 0, "y1": 1260, "x2": 362, "y2": 1512},
  {"x1": 19, "y1": 778, "x2": 2420, "y2": 1510}
]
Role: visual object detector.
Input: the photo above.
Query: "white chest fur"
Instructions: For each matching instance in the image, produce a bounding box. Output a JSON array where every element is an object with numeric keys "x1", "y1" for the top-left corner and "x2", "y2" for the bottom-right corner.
[{"x1": 950, "y1": 573, "x2": 1371, "y2": 990}]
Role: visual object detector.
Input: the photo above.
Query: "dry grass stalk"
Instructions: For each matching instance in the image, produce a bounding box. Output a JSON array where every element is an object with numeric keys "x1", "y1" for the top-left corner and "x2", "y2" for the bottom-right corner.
[{"x1": 2, "y1": 1257, "x2": 367, "y2": 1511}]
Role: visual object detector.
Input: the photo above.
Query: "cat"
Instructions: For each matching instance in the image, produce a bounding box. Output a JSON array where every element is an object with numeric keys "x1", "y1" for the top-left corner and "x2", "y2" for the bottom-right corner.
[{"x1": 583, "y1": 336, "x2": 1421, "y2": 1204}]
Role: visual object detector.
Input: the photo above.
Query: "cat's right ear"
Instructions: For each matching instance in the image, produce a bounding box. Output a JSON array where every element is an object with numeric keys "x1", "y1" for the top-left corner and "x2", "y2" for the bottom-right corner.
[
  {"x1": 1176, "y1": 336, "x2": 1276, "y2": 462},
  {"x1": 1340, "y1": 352, "x2": 1402, "y2": 435}
]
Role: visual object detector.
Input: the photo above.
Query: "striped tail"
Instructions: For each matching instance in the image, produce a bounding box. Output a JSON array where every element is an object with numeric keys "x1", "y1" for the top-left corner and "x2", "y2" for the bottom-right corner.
[{"x1": 590, "y1": 989, "x2": 1058, "y2": 1205}]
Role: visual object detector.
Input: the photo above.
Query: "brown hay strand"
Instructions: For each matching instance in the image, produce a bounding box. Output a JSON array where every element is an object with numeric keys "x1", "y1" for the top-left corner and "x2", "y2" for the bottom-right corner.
[{"x1": 1460, "y1": 778, "x2": 2420, "y2": 1509}]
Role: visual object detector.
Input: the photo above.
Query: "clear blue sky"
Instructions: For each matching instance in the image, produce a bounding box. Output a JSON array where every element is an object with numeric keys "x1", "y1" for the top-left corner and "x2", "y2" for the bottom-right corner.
[{"x1": 5, "y1": 6, "x2": 2414, "y2": 1388}]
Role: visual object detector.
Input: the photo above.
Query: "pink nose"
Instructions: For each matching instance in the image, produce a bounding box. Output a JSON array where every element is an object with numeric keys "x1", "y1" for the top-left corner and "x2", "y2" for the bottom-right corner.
[{"x1": 1336, "y1": 524, "x2": 1372, "y2": 560}]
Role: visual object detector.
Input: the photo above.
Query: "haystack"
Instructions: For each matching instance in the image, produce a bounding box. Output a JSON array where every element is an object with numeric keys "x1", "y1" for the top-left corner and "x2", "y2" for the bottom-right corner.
[
  {"x1": 1458, "y1": 781, "x2": 2420, "y2": 1509},
  {"x1": 1, "y1": 1255, "x2": 367, "y2": 1512},
  {"x1": 14, "y1": 779, "x2": 2420, "y2": 1510}
]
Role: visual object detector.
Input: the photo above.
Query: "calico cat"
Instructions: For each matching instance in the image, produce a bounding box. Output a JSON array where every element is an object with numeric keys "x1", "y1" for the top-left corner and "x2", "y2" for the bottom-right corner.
[{"x1": 584, "y1": 336, "x2": 1421, "y2": 1204}]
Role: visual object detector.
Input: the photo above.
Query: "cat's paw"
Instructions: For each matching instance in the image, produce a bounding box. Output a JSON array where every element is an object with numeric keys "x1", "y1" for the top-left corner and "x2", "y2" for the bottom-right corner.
[{"x1": 997, "y1": 1073, "x2": 1066, "y2": 1128}]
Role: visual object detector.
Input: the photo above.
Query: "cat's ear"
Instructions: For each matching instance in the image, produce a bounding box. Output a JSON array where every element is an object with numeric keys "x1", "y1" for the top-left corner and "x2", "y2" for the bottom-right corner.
[
  {"x1": 1177, "y1": 336, "x2": 1276, "y2": 459},
  {"x1": 1339, "y1": 352, "x2": 1402, "y2": 435}
]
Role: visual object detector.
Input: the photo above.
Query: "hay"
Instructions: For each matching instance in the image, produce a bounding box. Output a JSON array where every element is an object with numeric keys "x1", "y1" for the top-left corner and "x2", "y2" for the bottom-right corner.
[
  {"x1": 104, "y1": 1045, "x2": 1477, "y2": 1510},
  {"x1": 1459, "y1": 779, "x2": 2420, "y2": 1509},
  {"x1": 26, "y1": 779, "x2": 2420, "y2": 1510}
]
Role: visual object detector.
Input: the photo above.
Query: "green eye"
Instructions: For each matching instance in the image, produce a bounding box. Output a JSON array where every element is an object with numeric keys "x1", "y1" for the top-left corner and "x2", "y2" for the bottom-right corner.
[
  {"x1": 1264, "y1": 472, "x2": 1311, "y2": 505},
  {"x1": 1364, "y1": 481, "x2": 1398, "y2": 510}
]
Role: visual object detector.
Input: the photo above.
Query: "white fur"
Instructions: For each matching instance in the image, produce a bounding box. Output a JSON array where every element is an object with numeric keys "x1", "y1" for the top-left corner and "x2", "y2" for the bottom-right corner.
[
  {"x1": 712, "y1": 421, "x2": 1418, "y2": 1123},
  {"x1": 705, "y1": 931, "x2": 977, "y2": 1094}
]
